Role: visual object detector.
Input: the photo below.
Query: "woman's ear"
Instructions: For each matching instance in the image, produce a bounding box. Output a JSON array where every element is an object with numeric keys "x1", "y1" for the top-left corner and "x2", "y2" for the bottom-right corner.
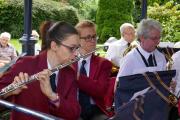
[{"x1": 50, "y1": 41, "x2": 58, "y2": 52}]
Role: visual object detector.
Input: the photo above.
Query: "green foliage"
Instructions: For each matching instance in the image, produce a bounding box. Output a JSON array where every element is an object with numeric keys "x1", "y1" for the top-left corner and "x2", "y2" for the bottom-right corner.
[
  {"x1": 133, "y1": 0, "x2": 178, "y2": 23},
  {"x1": 69, "y1": 0, "x2": 98, "y2": 22},
  {"x1": 133, "y1": 0, "x2": 141, "y2": 23},
  {"x1": 96, "y1": 0, "x2": 134, "y2": 43},
  {"x1": 148, "y1": 1, "x2": 180, "y2": 42},
  {"x1": 148, "y1": 0, "x2": 178, "y2": 5},
  {"x1": 0, "y1": 0, "x2": 79, "y2": 38}
]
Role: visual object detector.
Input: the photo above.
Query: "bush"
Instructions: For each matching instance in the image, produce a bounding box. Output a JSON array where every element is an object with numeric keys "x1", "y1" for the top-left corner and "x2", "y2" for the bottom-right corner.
[
  {"x1": 148, "y1": 1, "x2": 180, "y2": 42},
  {"x1": 0, "y1": 0, "x2": 79, "y2": 38},
  {"x1": 96, "y1": 0, "x2": 134, "y2": 43}
]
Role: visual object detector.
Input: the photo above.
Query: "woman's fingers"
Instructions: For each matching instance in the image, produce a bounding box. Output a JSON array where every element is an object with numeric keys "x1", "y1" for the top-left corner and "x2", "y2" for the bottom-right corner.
[{"x1": 37, "y1": 69, "x2": 51, "y2": 81}]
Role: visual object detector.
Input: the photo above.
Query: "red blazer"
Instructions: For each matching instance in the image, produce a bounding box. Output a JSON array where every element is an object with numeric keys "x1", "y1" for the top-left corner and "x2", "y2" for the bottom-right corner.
[
  {"x1": 74, "y1": 54, "x2": 114, "y2": 117},
  {"x1": 0, "y1": 51, "x2": 80, "y2": 120}
]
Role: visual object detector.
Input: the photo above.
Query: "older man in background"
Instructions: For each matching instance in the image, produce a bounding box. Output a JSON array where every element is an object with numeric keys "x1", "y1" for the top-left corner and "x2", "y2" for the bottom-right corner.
[
  {"x1": 105, "y1": 23, "x2": 136, "y2": 67},
  {"x1": 0, "y1": 32, "x2": 17, "y2": 67}
]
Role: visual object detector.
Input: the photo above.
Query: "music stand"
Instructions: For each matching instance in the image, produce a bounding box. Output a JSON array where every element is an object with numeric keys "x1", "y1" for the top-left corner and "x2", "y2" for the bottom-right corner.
[
  {"x1": 0, "y1": 99, "x2": 62, "y2": 120},
  {"x1": 114, "y1": 70, "x2": 176, "y2": 120}
]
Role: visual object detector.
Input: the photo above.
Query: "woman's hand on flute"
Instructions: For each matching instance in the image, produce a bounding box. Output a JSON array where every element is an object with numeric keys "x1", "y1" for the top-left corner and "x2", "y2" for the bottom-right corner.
[
  {"x1": 5, "y1": 72, "x2": 28, "y2": 97},
  {"x1": 37, "y1": 70, "x2": 56, "y2": 99},
  {"x1": 37, "y1": 69, "x2": 60, "y2": 106}
]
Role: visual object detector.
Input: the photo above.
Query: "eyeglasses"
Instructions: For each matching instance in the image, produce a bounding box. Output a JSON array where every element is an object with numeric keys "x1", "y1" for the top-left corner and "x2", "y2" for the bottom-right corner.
[
  {"x1": 60, "y1": 42, "x2": 80, "y2": 52},
  {"x1": 147, "y1": 36, "x2": 161, "y2": 41},
  {"x1": 80, "y1": 35, "x2": 98, "y2": 42}
]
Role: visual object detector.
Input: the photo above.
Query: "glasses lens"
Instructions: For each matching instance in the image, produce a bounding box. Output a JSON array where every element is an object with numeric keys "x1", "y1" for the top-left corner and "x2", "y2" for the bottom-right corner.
[
  {"x1": 80, "y1": 35, "x2": 98, "y2": 42},
  {"x1": 60, "y1": 42, "x2": 80, "y2": 52}
]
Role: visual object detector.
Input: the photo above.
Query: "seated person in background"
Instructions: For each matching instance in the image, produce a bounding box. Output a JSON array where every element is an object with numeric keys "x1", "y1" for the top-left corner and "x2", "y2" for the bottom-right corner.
[
  {"x1": 105, "y1": 23, "x2": 136, "y2": 67},
  {"x1": 74, "y1": 20, "x2": 113, "y2": 120},
  {"x1": 31, "y1": 30, "x2": 41, "y2": 55},
  {"x1": 0, "y1": 32, "x2": 17, "y2": 67}
]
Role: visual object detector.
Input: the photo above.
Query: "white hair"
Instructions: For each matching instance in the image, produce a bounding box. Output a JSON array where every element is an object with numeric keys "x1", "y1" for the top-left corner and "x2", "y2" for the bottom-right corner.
[
  {"x1": 136, "y1": 18, "x2": 162, "y2": 39},
  {"x1": 0, "y1": 32, "x2": 11, "y2": 40},
  {"x1": 120, "y1": 23, "x2": 134, "y2": 35}
]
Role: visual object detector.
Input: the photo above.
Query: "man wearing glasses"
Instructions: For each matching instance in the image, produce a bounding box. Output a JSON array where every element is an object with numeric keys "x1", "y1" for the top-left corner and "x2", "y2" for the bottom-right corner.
[{"x1": 74, "y1": 20, "x2": 113, "y2": 120}]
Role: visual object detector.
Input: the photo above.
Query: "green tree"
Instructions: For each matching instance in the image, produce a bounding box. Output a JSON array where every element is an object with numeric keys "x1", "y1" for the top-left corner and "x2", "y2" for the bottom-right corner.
[
  {"x1": 148, "y1": 0, "x2": 178, "y2": 5},
  {"x1": 96, "y1": 0, "x2": 134, "y2": 43},
  {"x1": 148, "y1": 1, "x2": 180, "y2": 42},
  {"x1": 68, "y1": 0, "x2": 98, "y2": 21},
  {"x1": 0, "y1": 0, "x2": 79, "y2": 38}
]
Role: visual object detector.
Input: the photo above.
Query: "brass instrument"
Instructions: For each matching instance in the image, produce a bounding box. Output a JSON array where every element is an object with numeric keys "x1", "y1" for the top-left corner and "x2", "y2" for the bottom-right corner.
[
  {"x1": 143, "y1": 72, "x2": 178, "y2": 106},
  {"x1": 0, "y1": 47, "x2": 102, "y2": 97},
  {"x1": 166, "y1": 54, "x2": 174, "y2": 70},
  {"x1": 164, "y1": 47, "x2": 174, "y2": 70},
  {"x1": 157, "y1": 47, "x2": 175, "y2": 70},
  {"x1": 154, "y1": 72, "x2": 178, "y2": 106},
  {"x1": 156, "y1": 47, "x2": 178, "y2": 105},
  {"x1": 123, "y1": 44, "x2": 137, "y2": 57}
]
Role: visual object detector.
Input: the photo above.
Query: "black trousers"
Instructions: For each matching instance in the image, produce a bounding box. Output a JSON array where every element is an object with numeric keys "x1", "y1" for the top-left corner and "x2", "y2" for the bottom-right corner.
[{"x1": 80, "y1": 105, "x2": 107, "y2": 120}]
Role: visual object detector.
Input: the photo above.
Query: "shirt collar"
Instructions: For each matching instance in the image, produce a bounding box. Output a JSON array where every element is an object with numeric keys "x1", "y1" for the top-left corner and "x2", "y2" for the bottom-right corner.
[
  {"x1": 120, "y1": 38, "x2": 129, "y2": 46},
  {"x1": 47, "y1": 59, "x2": 59, "y2": 75},
  {"x1": 80, "y1": 54, "x2": 92, "y2": 64},
  {"x1": 138, "y1": 46, "x2": 154, "y2": 60}
]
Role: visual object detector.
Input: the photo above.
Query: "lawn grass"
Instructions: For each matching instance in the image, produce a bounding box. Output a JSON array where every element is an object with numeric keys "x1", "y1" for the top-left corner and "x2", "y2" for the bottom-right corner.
[
  {"x1": 10, "y1": 39, "x2": 41, "y2": 54},
  {"x1": 10, "y1": 39, "x2": 22, "y2": 53}
]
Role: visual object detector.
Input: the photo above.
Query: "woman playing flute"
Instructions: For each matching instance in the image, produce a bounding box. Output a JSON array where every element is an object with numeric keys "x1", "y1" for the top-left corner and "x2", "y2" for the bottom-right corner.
[{"x1": 0, "y1": 21, "x2": 81, "y2": 120}]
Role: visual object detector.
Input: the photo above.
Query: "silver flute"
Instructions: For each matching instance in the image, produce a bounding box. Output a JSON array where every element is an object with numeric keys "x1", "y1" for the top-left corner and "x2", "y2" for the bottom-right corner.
[{"x1": 0, "y1": 47, "x2": 102, "y2": 96}]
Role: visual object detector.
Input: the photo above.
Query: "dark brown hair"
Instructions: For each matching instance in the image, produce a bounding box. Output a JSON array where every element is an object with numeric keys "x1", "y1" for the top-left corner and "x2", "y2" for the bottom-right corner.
[
  {"x1": 47, "y1": 21, "x2": 78, "y2": 49},
  {"x1": 39, "y1": 21, "x2": 54, "y2": 51}
]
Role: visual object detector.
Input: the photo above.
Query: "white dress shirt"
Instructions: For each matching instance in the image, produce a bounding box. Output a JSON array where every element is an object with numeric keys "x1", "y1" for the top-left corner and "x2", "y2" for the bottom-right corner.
[
  {"x1": 47, "y1": 59, "x2": 59, "y2": 86},
  {"x1": 172, "y1": 51, "x2": 180, "y2": 97},
  {"x1": 116, "y1": 45, "x2": 167, "y2": 81},
  {"x1": 105, "y1": 38, "x2": 129, "y2": 67}
]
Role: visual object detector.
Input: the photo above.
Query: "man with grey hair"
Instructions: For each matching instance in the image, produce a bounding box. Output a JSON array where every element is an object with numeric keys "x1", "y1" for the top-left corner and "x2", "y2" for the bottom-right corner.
[
  {"x1": 0, "y1": 32, "x2": 17, "y2": 67},
  {"x1": 116, "y1": 18, "x2": 166, "y2": 77},
  {"x1": 105, "y1": 23, "x2": 136, "y2": 67},
  {"x1": 115, "y1": 18, "x2": 177, "y2": 120}
]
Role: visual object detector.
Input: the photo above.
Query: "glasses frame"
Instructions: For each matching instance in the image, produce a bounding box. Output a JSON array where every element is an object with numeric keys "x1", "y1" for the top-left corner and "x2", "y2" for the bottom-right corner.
[
  {"x1": 59, "y1": 42, "x2": 80, "y2": 52},
  {"x1": 80, "y1": 35, "x2": 98, "y2": 42}
]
